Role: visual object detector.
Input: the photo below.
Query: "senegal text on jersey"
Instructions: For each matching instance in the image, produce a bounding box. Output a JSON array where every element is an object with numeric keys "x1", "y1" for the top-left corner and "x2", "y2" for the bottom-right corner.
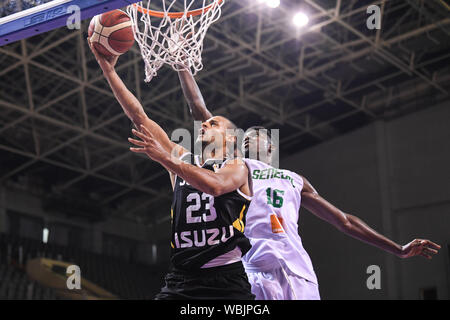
[{"x1": 251, "y1": 168, "x2": 296, "y2": 188}]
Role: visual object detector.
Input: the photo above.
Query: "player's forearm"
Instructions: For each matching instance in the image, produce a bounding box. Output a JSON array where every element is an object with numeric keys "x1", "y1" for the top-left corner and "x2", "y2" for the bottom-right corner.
[
  {"x1": 103, "y1": 70, "x2": 147, "y2": 126},
  {"x1": 106, "y1": 72, "x2": 175, "y2": 151},
  {"x1": 161, "y1": 155, "x2": 230, "y2": 196},
  {"x1": 342, "y1": 214, "x2": 403, "y2": 257},
  {"x1": 177, "y1": 70, "x2": 212, "y2": 121},
  {"x1": 303, "y1": 190, "x2": 403, "y2": 257}
]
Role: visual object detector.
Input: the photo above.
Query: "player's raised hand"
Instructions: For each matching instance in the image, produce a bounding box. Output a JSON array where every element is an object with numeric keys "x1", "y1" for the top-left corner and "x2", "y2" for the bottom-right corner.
[
  {"x1": 87, "y1": 38, "x2": 119, "y2": 74},
  {"x1": 399, "y1": 239, "x2": 441, "y2": 259},
  {"x1": 129, "y1": 125, "x2": 170, "y2": 163}
]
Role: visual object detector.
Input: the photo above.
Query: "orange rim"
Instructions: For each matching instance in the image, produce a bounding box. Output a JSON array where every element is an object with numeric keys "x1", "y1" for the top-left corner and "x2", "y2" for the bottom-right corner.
[{"x1": 133, "y1": 0, "x2": 223, "y2": 18}]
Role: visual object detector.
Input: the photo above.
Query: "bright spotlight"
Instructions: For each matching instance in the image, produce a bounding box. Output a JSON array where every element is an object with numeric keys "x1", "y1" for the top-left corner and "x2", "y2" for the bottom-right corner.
[
  {"x1": 293, "y1": 12, "x2": 309, "y2": 27},
  {"x1": 42, "y1": 228, "x2": 49, "y2": 244},
  {"x1": 266, "y1": 0, "x2": 280, "y2": 9}
]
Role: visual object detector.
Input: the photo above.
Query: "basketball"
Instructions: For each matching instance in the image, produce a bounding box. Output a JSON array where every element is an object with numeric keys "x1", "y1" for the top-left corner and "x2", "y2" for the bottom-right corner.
[{"x1": 88, "y1": 9, "x2": 134, "y2": 57}]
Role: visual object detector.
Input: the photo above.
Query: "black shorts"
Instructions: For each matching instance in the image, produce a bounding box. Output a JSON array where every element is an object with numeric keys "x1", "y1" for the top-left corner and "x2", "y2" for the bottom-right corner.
[{"x1": 155, "y1": 262, "x2": 255, "y2": 300}]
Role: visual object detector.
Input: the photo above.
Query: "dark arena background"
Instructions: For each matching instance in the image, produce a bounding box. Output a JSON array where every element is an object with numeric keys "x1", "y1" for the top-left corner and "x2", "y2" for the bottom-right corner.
[{"x1": 0, "y1": 0, "x2": 449, "y2": 301}]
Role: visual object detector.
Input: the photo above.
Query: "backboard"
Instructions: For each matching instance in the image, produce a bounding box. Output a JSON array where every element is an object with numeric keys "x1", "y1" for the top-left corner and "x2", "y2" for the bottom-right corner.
[{"x1": 0, "y1": 0, "x2": 139, "y2": 46}]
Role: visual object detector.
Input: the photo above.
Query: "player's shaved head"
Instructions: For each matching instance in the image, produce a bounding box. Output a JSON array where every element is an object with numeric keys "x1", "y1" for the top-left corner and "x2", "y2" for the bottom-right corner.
[{"x1": 214, "y1": 116, "x2": 237, "y2": 130}]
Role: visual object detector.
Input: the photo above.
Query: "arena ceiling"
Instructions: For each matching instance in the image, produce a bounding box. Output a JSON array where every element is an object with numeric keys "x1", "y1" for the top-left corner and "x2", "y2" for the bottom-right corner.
[{"x1": 0, "y1": 0, "x2": 449, "y2": 226}]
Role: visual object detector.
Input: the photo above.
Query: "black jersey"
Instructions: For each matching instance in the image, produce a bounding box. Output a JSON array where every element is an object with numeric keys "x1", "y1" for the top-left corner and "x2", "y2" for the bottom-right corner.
[{"x1": 169, "y1": 153, "x2": 252, "y2": 271}]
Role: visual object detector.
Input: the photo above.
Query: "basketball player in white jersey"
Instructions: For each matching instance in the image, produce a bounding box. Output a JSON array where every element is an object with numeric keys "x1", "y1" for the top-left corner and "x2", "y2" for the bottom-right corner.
[{"x1": 176, "y1": 68, "x2": 441, "y2": 300}]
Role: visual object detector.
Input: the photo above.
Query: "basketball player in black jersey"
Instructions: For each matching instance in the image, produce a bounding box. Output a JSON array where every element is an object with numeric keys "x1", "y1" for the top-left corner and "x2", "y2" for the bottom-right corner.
[{"x1": 88, "y1": 41, "x2": 255, "y2": 299}]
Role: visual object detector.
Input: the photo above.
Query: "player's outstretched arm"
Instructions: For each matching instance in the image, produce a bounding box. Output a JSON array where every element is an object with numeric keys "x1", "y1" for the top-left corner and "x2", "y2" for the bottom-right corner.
[
  {"x1": 129, "y1": 125, "x2": 249, "y2": 197},
  {"x1": 88, "y1": 39, "x2": 178, "y2": 156},
  {"x1": 178, "y1": 69, "x2": 213, "y2": 122},
  {"x1": 300, "y1": 177, "x2": 441, "y2": 259}
]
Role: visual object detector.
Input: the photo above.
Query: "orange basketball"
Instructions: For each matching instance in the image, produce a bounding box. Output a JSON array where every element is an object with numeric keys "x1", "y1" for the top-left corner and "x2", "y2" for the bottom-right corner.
[{"x1": 88, "y1": 10, "x2": 134, "y2": 56}]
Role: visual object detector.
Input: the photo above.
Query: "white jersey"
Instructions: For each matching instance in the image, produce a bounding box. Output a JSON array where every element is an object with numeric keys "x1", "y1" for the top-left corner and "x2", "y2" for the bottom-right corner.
[{"x1": 242, "y1": 158, "x2": 318, "y2": 284}]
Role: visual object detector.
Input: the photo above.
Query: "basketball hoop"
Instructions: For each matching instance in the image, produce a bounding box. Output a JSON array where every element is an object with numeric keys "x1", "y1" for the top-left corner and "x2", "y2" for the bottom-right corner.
[{"x1": 126, "y1": 0, "x2": 225, "y2": 82}]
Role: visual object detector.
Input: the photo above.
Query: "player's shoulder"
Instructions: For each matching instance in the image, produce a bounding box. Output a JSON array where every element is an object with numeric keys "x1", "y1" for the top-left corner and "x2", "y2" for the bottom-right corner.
[
  {"x1": 289, "y1": 169, "x2": 303, "y2": 180},
  {"x1": 281, "y1": 167, "x2": 304, "y2": 185},
  {"x1": 287, "y1": 171, "x2": 318, "y2": 194}
]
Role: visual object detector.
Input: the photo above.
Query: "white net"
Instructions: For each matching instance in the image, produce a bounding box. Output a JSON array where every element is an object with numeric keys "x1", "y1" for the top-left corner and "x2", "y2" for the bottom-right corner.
[{"x1": 126, "y1": 0, "x2": 224, "y2": 82}]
